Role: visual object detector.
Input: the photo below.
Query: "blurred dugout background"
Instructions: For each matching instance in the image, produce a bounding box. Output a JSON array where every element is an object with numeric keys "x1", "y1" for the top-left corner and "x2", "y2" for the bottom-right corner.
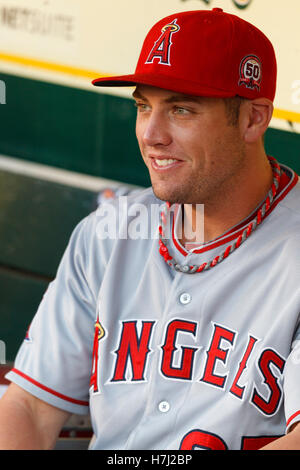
[{"x1": 0, "y1": 0, "x2": 299, "y2": 448}]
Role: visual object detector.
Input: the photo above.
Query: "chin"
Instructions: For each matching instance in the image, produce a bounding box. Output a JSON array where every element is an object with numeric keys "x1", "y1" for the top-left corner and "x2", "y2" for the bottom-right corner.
[
  {"x1": 152, "y1": 187, "x2": 168, "y2": 202},
  {"x1": 152, "y1": 185, "x2": 185, "y2": 204}
]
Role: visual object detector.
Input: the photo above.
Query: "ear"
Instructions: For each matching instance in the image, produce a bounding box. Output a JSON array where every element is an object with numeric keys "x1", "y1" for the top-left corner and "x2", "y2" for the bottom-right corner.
[{"x1": 242, "y1": 98, "x2": 273, "y2": 144}]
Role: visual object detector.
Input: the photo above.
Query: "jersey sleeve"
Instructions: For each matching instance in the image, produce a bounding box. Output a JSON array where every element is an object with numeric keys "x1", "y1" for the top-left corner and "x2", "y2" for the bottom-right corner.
[
  {"x1": 5, "y1": 213, "x2": 100, "y2": 415},
  {"x1": 284, "y1": 326, "x2": 300, "y2": 432}
]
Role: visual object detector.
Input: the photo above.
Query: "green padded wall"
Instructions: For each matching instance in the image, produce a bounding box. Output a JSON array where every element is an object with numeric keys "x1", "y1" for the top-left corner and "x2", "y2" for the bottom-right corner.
[
  {"x1": 0, "y1": 72, "x2": 151, "y2": 188},
  {"x1": 0, "y1": 170, "x2": 99, "y2": 361},
  {"x1": 1, "y1": 72, "x2": 299, "y2": 183}
]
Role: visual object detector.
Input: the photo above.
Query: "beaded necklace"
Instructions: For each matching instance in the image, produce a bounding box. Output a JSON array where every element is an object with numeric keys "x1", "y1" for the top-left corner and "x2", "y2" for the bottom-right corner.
[{"x1": 158, "y1": 157, "x2": 282, "y2": 274}]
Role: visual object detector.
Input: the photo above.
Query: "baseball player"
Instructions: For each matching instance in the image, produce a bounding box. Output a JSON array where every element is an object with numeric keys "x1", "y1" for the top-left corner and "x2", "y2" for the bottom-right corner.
[{"x1": 1, "y1": 8, "x2": 300, "y2": 450}]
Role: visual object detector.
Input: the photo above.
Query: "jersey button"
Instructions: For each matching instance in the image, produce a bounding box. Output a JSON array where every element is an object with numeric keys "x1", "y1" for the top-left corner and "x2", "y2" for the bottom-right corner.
[
  {"x1": 179, "y1": 293, "x2": 191, "y2": 305},
  {"x1": 158, "y1": 401, "x2": 170, "y2": 413}
]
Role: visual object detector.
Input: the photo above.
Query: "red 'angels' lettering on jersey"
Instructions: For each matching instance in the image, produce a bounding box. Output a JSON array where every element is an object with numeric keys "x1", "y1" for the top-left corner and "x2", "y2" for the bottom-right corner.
[
  {"x1": 145, "y1": 19, "x2": 180, "y2": 66},
  {"x1": 111, "y1": 321, "x2": 155, "y2": 382},
  {"x1": 251, "y1": 348, "x2": 285, "y2": 415},
  {"x1": 93, "y1": 319, "x2": 286, "y2": 416},
  {"x1": 200, "y1": 323, "x2": 236, "y2": 388},
  {"x1": 161, "y1": 319, "x2": 198, "y2": 380},
  {"x1": 230, "y1": 335, "x2": 258, "y2": 399}
]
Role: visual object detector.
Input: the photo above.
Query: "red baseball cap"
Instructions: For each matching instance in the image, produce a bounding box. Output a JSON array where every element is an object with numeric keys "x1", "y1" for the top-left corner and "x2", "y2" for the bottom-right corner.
[{"x1": 92, "y1": 8, "x2": 277, "y2": 101}]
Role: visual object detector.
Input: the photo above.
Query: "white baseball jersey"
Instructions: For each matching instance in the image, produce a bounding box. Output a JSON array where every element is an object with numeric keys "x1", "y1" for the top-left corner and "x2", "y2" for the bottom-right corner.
[{"x1": 6, "y1": 161, "x2": 300, "y2": 450}]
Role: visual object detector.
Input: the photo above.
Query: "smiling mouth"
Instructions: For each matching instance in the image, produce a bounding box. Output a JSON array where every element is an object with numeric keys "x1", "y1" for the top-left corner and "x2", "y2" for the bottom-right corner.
[
  {"x1": 154, "y1": 158, "x2": 178, "y2": 167},
  {"x1": 149, "y1": 156, "x2": 184, "y2": 170}
]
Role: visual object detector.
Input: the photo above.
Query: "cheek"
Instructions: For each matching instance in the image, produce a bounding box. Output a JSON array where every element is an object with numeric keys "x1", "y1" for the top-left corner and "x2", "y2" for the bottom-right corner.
[
  {"x1": 135, "y1": 119, "x2": 142, "y2": 143},
  {"x1": 135, "y1": 121, "x2": 146, "y2": 154},
  {"x1": 175, "y1": 127, "x2": 206, "y2": 163}
]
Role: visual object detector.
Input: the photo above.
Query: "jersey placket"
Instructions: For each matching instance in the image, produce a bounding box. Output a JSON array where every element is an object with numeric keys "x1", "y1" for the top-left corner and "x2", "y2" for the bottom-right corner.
[{"x1": 123, "y1": 266, "x2": 202, "y2": 449}]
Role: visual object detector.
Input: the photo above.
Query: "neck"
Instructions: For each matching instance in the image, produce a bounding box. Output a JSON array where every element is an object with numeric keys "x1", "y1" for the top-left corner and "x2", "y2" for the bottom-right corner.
[{"x1": 181, "y1": 153, "x2": 274, "y2": 246}]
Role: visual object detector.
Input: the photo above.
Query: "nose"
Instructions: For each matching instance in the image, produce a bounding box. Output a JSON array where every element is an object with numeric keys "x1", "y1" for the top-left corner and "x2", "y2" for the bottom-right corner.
[{"x1": 139, "y1": 111, "x2": 172, "y2": 147}]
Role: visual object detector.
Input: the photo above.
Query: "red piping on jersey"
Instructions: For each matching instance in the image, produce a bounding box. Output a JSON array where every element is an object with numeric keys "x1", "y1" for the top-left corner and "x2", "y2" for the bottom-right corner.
[
  {"x1": 286, "y1": 410, "x2": 300, "y2": 428},
  {"x1": 172, "y1": 168, "x2": 298, "y2": 257},
  {"x1": 10, "y1": 368, "x2": 89, "y2": 407}
]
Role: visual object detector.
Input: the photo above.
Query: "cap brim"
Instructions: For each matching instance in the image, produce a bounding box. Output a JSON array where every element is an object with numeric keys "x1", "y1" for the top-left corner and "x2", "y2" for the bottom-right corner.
[
  {"x1": 92, "y1": 74, "x2": 138, "y2": 87},
  {"x1": 92, "y1": 73, "x2": 236, "y2": 98}
]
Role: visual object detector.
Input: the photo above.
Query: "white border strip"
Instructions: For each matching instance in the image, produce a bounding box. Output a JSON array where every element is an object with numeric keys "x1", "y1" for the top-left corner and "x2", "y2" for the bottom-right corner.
[
  {"x1": 0, "y1": 154, "x2": 140, "y2": 191},
  {"x1": 0, "y1": 385, "x2": 7, "y2": 399}
]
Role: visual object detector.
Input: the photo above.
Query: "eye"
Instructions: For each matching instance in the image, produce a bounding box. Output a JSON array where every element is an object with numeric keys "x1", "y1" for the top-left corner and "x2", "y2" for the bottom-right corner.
[
  {"x1": 134, "y1": 102, "x2": 150, "y2": 112},
  {"x1": 173, "y1": 106, "x2": 190, "y2": 115}
]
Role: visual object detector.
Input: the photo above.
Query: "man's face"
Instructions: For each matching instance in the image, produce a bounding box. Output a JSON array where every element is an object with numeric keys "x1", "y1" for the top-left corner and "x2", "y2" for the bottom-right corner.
[{"x1": 134, "y1": 85, "x2": 247, "y2": 205}]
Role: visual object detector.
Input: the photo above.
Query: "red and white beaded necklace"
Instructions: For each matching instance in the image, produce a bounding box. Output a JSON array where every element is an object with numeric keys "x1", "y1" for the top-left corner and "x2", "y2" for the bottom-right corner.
[{"x1": 158, "y1": 157, "x2": 282, "y2": 274}]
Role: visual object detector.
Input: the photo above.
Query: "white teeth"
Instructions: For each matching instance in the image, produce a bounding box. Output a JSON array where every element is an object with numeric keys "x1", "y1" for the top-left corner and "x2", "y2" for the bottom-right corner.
[{"x1": 155, "y1": 159, "x2": 177, "y2": 167}]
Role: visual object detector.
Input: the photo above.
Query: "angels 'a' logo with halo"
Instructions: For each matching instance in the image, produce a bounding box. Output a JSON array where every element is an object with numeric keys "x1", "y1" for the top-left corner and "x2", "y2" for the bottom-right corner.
[
  {"x1": 238, "y1": 54, "x2": 262, "y2": 91},
  {"x1": 145, "y1": 19, "x2": 180, "y2": 66}
]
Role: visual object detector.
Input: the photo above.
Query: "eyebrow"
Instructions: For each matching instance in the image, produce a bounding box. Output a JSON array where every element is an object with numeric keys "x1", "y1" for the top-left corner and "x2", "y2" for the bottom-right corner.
[{"x1": 132, "y1": 89, "x2": 202, "y2": 104}]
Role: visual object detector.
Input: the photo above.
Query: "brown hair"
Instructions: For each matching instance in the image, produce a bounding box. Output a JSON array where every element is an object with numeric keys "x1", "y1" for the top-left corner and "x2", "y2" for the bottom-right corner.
[
  {"x1": 223, "y1": 96, "x2": 244, "y2": 126},
  {"x1": 223, "y1": 96, "x2": 265, "y2": 144}
]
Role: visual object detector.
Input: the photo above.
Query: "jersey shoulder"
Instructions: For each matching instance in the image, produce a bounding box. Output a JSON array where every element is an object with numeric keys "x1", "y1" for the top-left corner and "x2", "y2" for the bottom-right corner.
[
  {"x1": 82, "y1": 185, "x2": 161, "y2": 249},
  {"x1": 273, "y1": 166, "x2": 300, "y2": 261},
  {"x1": 123, "y1": 186, "x2": 162, "y2": 206}
]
